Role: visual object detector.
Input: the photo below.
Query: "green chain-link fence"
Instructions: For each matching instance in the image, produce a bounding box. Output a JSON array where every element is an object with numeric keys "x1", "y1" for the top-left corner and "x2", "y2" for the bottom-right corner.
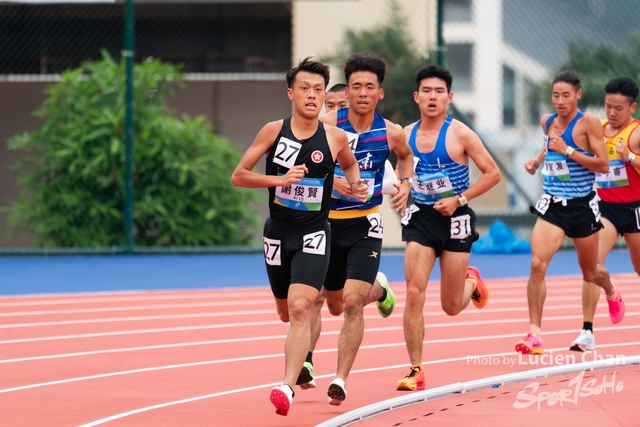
[{"x1": 2, "y1": 0, "x2": 640, "y2": 252}]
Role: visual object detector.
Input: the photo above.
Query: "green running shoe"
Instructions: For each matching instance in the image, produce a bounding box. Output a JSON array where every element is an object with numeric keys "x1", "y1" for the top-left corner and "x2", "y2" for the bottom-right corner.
[
  {"x1": 375, "y1": 272, "x2": 396, "y2": 318},
  {"x1": 296, "y1": 361, "x2": 316, "y2": 389}
]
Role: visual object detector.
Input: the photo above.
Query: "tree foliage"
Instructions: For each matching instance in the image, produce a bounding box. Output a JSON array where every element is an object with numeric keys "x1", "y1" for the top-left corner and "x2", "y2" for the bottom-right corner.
[
  {"x1": 9, "y1": 51, "x2": 258, "y2": 247},
  {"x1": 535, "y1": 34, "x2": 640, "y2": 118},
  {"x1": 322, "y1": 0, "x2": 433, "y2": 126}
]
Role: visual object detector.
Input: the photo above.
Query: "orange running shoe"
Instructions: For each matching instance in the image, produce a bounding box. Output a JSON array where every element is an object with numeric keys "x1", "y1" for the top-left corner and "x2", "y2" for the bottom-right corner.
[
  {"x1": 467, "y1": 266, "x2": 490, "y2": 309},
  {"x1": 396, "y1": 365, "x2": 425, "y2": 391}
]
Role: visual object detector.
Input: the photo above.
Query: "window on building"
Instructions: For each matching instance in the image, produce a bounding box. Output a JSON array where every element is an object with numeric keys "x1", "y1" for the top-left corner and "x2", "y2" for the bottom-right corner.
[
  {"x1": 444, "y1": 0, "x2": 472, "y2": 22},
  {"x1": 446, "y1": 43, "x2": 473, "y2": 92},
  {"x1": 503, "y1": 65, "x2": 516, "y2": 126}
]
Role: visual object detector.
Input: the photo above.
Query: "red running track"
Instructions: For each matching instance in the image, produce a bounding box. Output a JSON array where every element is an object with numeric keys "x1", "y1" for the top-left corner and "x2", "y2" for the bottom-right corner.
[{"x1": 0, "y1": 274, "x2": 638, "y2": 426}]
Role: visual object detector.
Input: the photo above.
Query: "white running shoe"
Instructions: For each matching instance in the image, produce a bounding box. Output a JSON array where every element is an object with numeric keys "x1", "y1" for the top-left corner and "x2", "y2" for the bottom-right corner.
[
  {"x1": 327, "y1": 378, "x2": 347, "y2": 406},
  {"x1": 570, "y1": 329, "x2": 595, "y2": 352}
]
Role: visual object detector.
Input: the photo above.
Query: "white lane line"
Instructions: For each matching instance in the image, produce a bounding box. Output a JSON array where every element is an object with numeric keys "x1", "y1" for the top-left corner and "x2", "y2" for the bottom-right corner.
[
  {"x1": 1, "y1": 307, "x2": 638, "y2": 344},
  {"x1": 2, "y1": 329, "x2": 639, "y2": 396},
  {"x1": 2, "y1": 313, "x2": 639, "y2": 364},
  {"x1": 0, "y1": 309, "x2": 275, "y2": 329},
  {"x1": 3, "y1": 296, "x2": 638, "y2": 329},
  {"x1": 6, "y1": 288, "x2": 638, "y2": 317},
  {"x1": 1, "y1": 274, "x2": 635, "y2": 307},
  {"x1": 0, "y1": 291, "x2": 274, "y2": 308},
  {"x1": 0, "y1": 301, "x2": 277, "y2": 318},
  {"x1": 69, "y1": 340, "x2": 640, "y2": 426},
  {"x1": 0, "y1": 320, "x2": 283, "y2": 344}
]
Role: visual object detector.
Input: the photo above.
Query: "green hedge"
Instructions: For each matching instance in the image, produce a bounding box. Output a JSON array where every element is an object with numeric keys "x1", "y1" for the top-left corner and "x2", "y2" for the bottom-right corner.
[{"x1": 9, "y1": 52, "x2": 258, "y2": 247}]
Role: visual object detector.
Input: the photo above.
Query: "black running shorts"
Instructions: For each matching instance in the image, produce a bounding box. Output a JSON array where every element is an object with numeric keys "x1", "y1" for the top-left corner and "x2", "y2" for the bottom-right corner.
[
  {"x1": 530, "y1": 191, "x2": 603, "y2": 238},
  {"x1": 599, "y1": 199, "x2": 640, "y2": 236},
  {"x1": 401, "y1": 203, "x2": 478, "y2": 257},
  {"x1": 262, "y1": 216, "x2": 331, "y2": 299},
  {"x1": 323, "y1": 215, "x2": 383, "y2": 291}
]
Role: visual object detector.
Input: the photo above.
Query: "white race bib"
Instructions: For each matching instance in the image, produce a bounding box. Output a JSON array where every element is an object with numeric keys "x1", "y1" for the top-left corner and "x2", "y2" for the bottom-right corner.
[
  {"x1": 535, "y1": 193, "x2": 552, "y2": 215},
  {"x1": 275, "y1": 176, "x2": 324, "y2": 211},
  {"x1": 450, "y1": 214, "x2": 472, "y2": 240},
  {"x1": 272, "y1": 137, "x2": 302, "y2": 169},
  {"x1": 346, "y1": 131, "x2": 359, "y2": 153},
  {"x1": 401, "y1": 204, "x2": 420, "y2": 226},
  {"x1": 302, "y1": 230, "x2": 326, "y2": 255},
  {"x1": 596, "y1": 159, "x2": 629, "y2": 188},
  {"x1": 542, "y1": 152, "x2": 571, "y2": 182},
  {"x1": 367, "y1": 213, "x2": 384, "y2": 239},
  {"x1": 588, "y1": 194, "x2": 601, "y2": 223},
  {"x1": 263, "y1": 237, "x2": 281, "y2": 266}
]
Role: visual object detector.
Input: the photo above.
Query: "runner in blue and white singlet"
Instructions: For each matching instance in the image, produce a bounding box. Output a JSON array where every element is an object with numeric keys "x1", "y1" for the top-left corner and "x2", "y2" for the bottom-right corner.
[
  {"x1": 541, "y1": 110, "x2": 596, "y2": 199},
  {"x1": 519, "y1": 70, "x2": 623, "y2": 359},
  {"x1": 408, "y1": 116, "x2": 469, "y2": 205},
  {"x1": 331, "y1": 106, "x2": 389, "y2": 211}
]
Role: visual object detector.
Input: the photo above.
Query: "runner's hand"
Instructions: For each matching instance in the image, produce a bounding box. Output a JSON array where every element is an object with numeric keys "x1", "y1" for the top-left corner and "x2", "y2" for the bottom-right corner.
[
  {"x1": 280, "y1": 164, "x2": 308, "y2": 186},
  {"x1": 434, "y1": 196, "x2": 459, "y2": 217},
  {"x1": 390, "y1": 180, "x2": 411, "y2": 215},
  {"x1": 350, "y1": 179, "x2": 368, "y2": 203},
  {"x1": 525, "y1": 158, "x2": 540, "y2": 175},
  {"x1": 333, "y1": 176, "x2": 352, "y2": 197}
]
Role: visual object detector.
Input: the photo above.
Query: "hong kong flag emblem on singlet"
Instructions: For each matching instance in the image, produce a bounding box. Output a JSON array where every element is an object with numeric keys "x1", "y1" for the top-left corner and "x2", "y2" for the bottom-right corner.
[{"x1": 311, "y1": 150, "x2": 324, "y2": 163}]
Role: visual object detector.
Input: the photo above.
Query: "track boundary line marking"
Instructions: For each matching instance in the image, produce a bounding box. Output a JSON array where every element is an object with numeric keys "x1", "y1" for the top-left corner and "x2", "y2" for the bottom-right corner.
[
  {"x1": 73, "y1": 346, "x2": 640, "y2": 427},
  {"x1": 2, "y1": 331, "x2": 639, "y2": 395},
  {"x1": 2, "y1": 316, "x2": 640, "y2": 363}
]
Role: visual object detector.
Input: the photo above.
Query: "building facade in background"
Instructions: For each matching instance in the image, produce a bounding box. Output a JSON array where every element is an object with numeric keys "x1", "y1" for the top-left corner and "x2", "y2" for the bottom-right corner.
[{"x1": 1, "y1": 0, "x2": 639, "y2": 248}]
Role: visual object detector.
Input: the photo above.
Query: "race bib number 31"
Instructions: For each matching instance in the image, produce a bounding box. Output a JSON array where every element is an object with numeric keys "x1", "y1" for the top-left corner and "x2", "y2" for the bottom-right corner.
[{"x1": 450, "y1": 214, "x2": 471, "y2": 240}]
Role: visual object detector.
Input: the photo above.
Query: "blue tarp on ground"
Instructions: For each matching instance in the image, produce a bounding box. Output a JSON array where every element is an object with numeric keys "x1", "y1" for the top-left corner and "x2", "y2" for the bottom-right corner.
[{"x1": 472, "y1": 220, "x2": 531, "y2": 254}]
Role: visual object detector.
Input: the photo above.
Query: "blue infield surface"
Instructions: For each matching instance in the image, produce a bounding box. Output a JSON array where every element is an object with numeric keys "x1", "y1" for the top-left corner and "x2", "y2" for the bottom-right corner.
[{"x1": 0, "y1": 249, "x2": 633, "y2": 296}]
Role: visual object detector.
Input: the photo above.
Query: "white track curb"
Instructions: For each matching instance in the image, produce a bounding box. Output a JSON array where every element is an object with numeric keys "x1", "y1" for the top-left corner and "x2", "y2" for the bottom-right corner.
[{"x1": 316, "y1": 354, "x2": 640, "y2": 427}]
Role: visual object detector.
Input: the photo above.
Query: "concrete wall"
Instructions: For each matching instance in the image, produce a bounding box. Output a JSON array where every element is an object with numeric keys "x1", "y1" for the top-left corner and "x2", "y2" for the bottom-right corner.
[{"x1": 0, "y1": 79, "x2": 291, "y2": 248}]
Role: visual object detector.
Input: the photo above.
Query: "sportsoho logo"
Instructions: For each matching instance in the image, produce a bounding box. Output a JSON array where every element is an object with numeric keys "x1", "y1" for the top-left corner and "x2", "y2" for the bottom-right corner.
[{"x1": 513, "y1": 370, "x2": 624, "y2": 410}]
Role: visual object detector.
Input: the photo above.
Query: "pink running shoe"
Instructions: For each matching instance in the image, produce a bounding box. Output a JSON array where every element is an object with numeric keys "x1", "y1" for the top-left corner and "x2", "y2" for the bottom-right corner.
[
  {"x1": 607, "y1": 279, "x2": 625, "y2": 324},
  {"x1": 270, "y1": 385, "x2": 294, "y2": 416},
  {"x1": 515, "y1": 332, "x2": 544, "y2": 354}
]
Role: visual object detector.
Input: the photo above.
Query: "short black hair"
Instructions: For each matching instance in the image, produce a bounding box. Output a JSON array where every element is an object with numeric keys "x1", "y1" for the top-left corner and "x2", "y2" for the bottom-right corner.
[
  {"x1": 415, "y1": 65, "x2": 453, "y2": 92},
  {"x1": 327, "y1": 83, "x2": 347, "y2": 93},
  {"x1": 605, "y1": 77, "x2": 639, "y2": 103},
  {"x1": 344, "y1": 53, "x2": 386, "y2": 86},
  {"x1": 553, "y1": 70, "x2": 581, "y2": 92},
  {"x1": 285, "y1": 56, "x2": 330, "y2": 89}
]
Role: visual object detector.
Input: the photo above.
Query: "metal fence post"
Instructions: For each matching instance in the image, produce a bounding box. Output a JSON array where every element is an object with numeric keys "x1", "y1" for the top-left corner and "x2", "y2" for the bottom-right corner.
[
  {"x1": 124, "y1": 0, "x2": 135, "y2": 253},
  {"x1": 436, "y1": 0, "x2": 444, "y2": 66}
]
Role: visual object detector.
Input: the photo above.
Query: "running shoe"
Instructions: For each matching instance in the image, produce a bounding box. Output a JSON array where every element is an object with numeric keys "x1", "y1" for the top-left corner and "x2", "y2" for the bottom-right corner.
[
  {"x1": 396, "y1": 365, "x2": 425, "y2": 391},
  {"x1": 515, "y1": 332, "x2": 544, "y2": 354},
  {"x1": 607, "y1": 279, "x2": 625, "y2": 324},
  {"x1": 327, "y1": 378, "x2": 347, "y2": 406},
  {"x1": 467, "y1": 266, "x2": 490, "y2": 309},
  {"x1": 570, "y1": 329, "x2": 595, "y2": 352},
  {"x1": 376, "y1": 272, "x2": 396, "y2": 318},
  {"x1": 270, "y1": 384, "x2": 294, "y2": 416},
  {"x1": 296, "y1": 361, "x2": 316, "y2": 390}
]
